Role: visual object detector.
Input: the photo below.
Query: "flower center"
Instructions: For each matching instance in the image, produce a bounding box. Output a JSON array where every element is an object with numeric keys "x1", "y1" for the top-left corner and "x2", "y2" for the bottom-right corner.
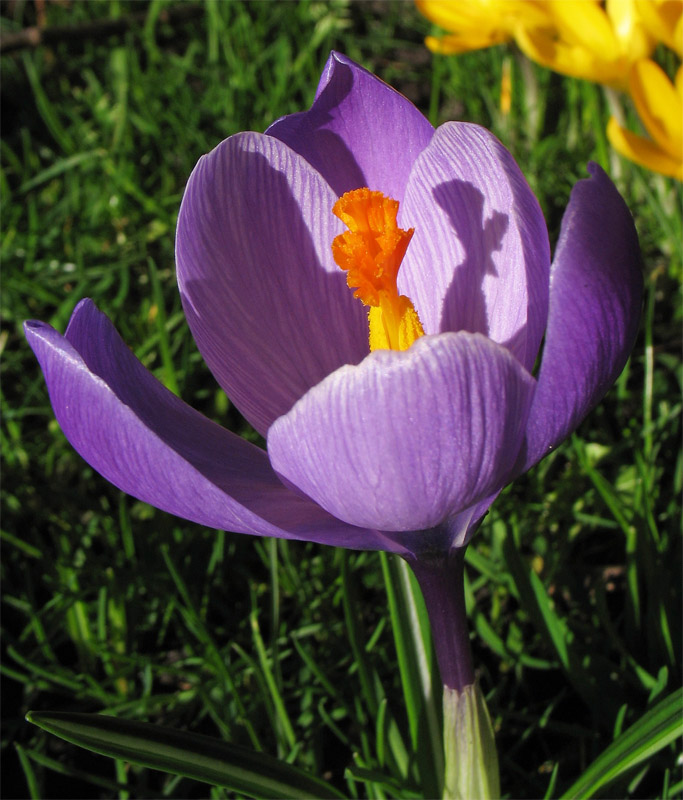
[{"x1": 332, "y1": 188, "x2": 425, "y2": 351}]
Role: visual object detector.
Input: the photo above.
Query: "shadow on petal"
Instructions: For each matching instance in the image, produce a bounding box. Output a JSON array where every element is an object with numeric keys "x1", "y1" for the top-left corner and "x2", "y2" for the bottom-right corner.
[
  {"x1": 436, "y1": 179, "x2": 509, "y2": 339},
  {"x1": 177, "y1": 138, "x2": 369, "y2": 436}
]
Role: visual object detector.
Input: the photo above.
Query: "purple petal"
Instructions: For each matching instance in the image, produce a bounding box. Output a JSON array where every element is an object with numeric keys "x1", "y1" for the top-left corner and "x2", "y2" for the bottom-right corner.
[
  {"x1": 387, "y1": 497, "x2": 499, "y2": 556},
  {"x1": 520, "y1": 163, "x2": 643, "y2": 471},
  {"x1": 268, "y1": 332, "x2": 536, "y2": 532},
  {"x1": 266, "y1": 51, "x2": 434, "y2": 200},
  {"x1": 399, "y1": 123, "x2": 550, "y2": 374},
  {"x1": 24, "y1": 300, "x2": 399, "y2": 553},
  {"x1": 176, "y1": 131, "x2": 369, "y2": 437}
]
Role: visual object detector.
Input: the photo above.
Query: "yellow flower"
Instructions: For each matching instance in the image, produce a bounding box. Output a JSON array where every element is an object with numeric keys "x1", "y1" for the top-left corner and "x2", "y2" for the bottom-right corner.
[
  {"x1": 607, "y1": 61, "x2": 683, "y2": 179},
  {"x1": 515, "y1": 0, "x2": 654, "y2": 88},
  {"x1": 416, "y1": 0, "x2": 552, "y2": 55},
  {"x1": 634, "y1": 0, "x2": 683, "y2": 57},
  {"x1": 416, "y1": 0, "x2": 682, "y2": 177}
]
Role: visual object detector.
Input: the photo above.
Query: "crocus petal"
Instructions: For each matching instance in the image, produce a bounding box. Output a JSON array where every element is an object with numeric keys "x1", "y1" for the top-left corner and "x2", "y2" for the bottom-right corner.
[
  {"x1": 266, "y1": 51, "x2": 434, "y2": 201},
  {"x1": 635, "y1": 0, "x2": 683, "y2": 56},
  {"x1": 399, "y1": 122, "x2": 550, "y2": 374},
  {"x1": 24, "y1": 300, "x2": 398, "y2": 553},
  {"x1": 515, "y1": 26, "x2": 624, "y2": 86},
  {"x1": 629, "y1": 59, "x2": 683, "y2": 160},
  {"x1": 417, "y1": 0, "x2": 552, "y2": 35},
  {"x1": 520, "y1": 163, "x2": 642, "y2": 472},
  {"x1": 417, "y1": 0, "x2": 499, "y2": 33},
  {"x1": 607, "y1": 116, "x2": 683, "y2": 179},
  {"x1": 548, "y1": 0, "x2": 621, "y2": 59},
  {"x1": 268, "y1": 332, "x2": 536, "y2": 532},
  {"x1": 176, "y1": 131, "x2": 369, "y2": 436},
  {"x1": 417, "y1": 0, "x2": 513, "y2": 53},
  {"x1": 424, "y1": 31, "x2": 510, "y2": 55},
  {"x1": 605, "y1": 0, "x2": 653, "y2": 60}
]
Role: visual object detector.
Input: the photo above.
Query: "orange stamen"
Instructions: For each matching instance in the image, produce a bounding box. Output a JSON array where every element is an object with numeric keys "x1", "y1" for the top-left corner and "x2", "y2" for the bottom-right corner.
[{"x1": 332, "y1": 188, "x2": 425, "y2": 351}]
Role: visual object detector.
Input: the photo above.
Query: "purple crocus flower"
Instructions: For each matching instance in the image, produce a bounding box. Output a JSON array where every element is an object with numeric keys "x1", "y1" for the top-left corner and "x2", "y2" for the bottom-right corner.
[{"x1": 25, "y1": 52, "x2": 641, "y2": 693}]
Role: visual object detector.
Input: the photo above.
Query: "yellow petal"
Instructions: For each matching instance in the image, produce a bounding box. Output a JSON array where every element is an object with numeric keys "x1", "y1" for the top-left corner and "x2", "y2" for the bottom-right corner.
[
  {"x1": 675, "y1": 13, "x2": 683, "y2": 56},
  {"x1": 425, "y1": 29, "x2": 510, "y2": 55},
  {"x1": 606, "y1": 0, "x2": 654, "y2": 59},
  {"x1": 416, "y1": 0, "x2": 498, "y2": 31},
  {"x1": 515, "y1": 25, "x2": 625, "y2": 85},
  {"x1": 675, "y1": 64, "x2": 683, "y2": 95},
  {"x1": 548, "y1": 0, "x2": 621, "y2": 60},
  {"x1": 634, "y1": 0, "x2": 683, "y2": 56},
  {"x1": 416, "y1": 0, "x2": 553, "y2": 52},
  {"x1": 607, "y1": 116, "x2": 683, "y2": 179},
  {"x1": 493, "y1": 0, "x2": 555, "y2": 28},
  {"x1": 629, "y1": 59, "x2": 683, "y2": 159},
  {"x1": 417, "y1": 0, "x2": 550, "y2": 30},
  {"x1": 417, "y1": 0, "x2": 514, "y2": 53}
]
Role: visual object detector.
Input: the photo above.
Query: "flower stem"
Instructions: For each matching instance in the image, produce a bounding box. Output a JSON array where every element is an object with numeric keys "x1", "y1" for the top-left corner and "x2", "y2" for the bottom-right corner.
[
  {"x1": 442, "y1": 682, "x2": 500, "y2": 800},
  {"x1": 406, "y1": 547, "x2": 500, "y2": 799},
  {"x1": 406, "y1": 547, "x2": 474, "y2": 692}
]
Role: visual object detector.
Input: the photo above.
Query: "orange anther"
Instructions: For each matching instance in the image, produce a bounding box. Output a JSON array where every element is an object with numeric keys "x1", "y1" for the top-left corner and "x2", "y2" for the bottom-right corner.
[{"x1": 332, "y1": 188, "x2": 424, "y2": 351}]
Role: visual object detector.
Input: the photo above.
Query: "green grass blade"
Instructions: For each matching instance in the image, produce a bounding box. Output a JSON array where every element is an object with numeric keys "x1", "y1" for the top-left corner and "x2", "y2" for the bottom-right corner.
[
  {"x1": 21, "y1": 51, "x2": 75, "y2": 154},
  {"x1": 249, "y1": 586, "x2": 297, "y2": 752},
  {"x1": 340, "y1": 552, "x2": 380, "y2": 718},
  {"x1": 14, "y1": 744, "x2": 41, "y2": 800},
  {"x1": 379, "y1": 553, "x2": 443, "y2": 797},
  {"x1": 18, "y1": 150, "x2": 105, "y2": 193},
  {"x1": 502, "y1": 530, "x2": 570, "y2": 671},
  {"x1": 160, "y1": 544, "x2": 261, "y2": 749},
  {"x1": 26, "y1": 711, "x2": 347, "y2": 799},
  {"x1": 17, "y1": 741, "x2": 131, "y2": 794},
  {"x1": 559, "y1": 688, "x2": 683, "y2": 799}
]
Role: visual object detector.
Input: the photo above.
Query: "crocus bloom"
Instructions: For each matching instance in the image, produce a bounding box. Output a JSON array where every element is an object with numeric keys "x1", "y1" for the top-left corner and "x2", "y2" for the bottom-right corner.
[
  {"x1": 635, "y1": 0, "x2": 683, "y2": 56},
  {"x1": 515, "y1": 0, "x2": 654, "y2": 89},
  {"x1": 416, "y1": 0, "x2": 552, "y2": 55},
  {"x1": 25, "y1": 52, "x2": 642, "y2": 693},
  {"x1": 607, "y1": 60, "x2": 683, "y2": 180},
  {"x1": 417, "y1": 0, "x2": 653, "y2": 88}
]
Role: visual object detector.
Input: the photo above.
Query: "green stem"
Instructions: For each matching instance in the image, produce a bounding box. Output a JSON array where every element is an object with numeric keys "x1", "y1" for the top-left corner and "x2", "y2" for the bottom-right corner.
[
  {"x1": 405, "y1": 547, "x2": 500, "y2": 798},
  {"x1": 442, "y1": 682, "x2": 500, "y2": 800}
]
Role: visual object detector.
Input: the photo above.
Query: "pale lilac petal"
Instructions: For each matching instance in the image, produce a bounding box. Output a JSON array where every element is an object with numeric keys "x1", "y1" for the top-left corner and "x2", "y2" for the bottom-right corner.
[
  {"x1": 24, "y1": 300, "x2": 398, "y2": 553},
  {"x1": 520, "y1": 163, "x2": 643, "y2": 471},
  {"x1": 266, "y1": 51, "x2": 434, "y2": 200},
  {"x1": 176, "y1": 132, "x2": 368, "y2": 437},
  {"x1": 268, "y1": 332, "x2": 536, "y2": 532},
  {"x1": 399, "y1": 123, "x2": 551, "y2": 373}
]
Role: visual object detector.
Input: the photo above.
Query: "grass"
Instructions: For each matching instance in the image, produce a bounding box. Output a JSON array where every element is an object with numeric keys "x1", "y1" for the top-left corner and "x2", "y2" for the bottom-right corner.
[{"x1": 2, "y1": 1, "x2": 681, "y2": 798}]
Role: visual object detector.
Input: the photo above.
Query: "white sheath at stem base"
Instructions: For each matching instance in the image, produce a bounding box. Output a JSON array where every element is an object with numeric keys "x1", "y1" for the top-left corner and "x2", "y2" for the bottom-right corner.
[{"x1": 442, "y1": 682, "x2": 500, "y2": 800}]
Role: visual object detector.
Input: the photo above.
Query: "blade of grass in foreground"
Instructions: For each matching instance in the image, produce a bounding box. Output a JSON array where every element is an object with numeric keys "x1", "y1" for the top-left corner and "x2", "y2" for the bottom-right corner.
[
  {"x1": 559, "y1": 688, "x2": 683, "y2": 799},
  {"x1": 25, "y1": 711, "x2": 347, "y2": 799},
  {"x1": 380, "y1": 552, "x2": 443, "y2": 798}
]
